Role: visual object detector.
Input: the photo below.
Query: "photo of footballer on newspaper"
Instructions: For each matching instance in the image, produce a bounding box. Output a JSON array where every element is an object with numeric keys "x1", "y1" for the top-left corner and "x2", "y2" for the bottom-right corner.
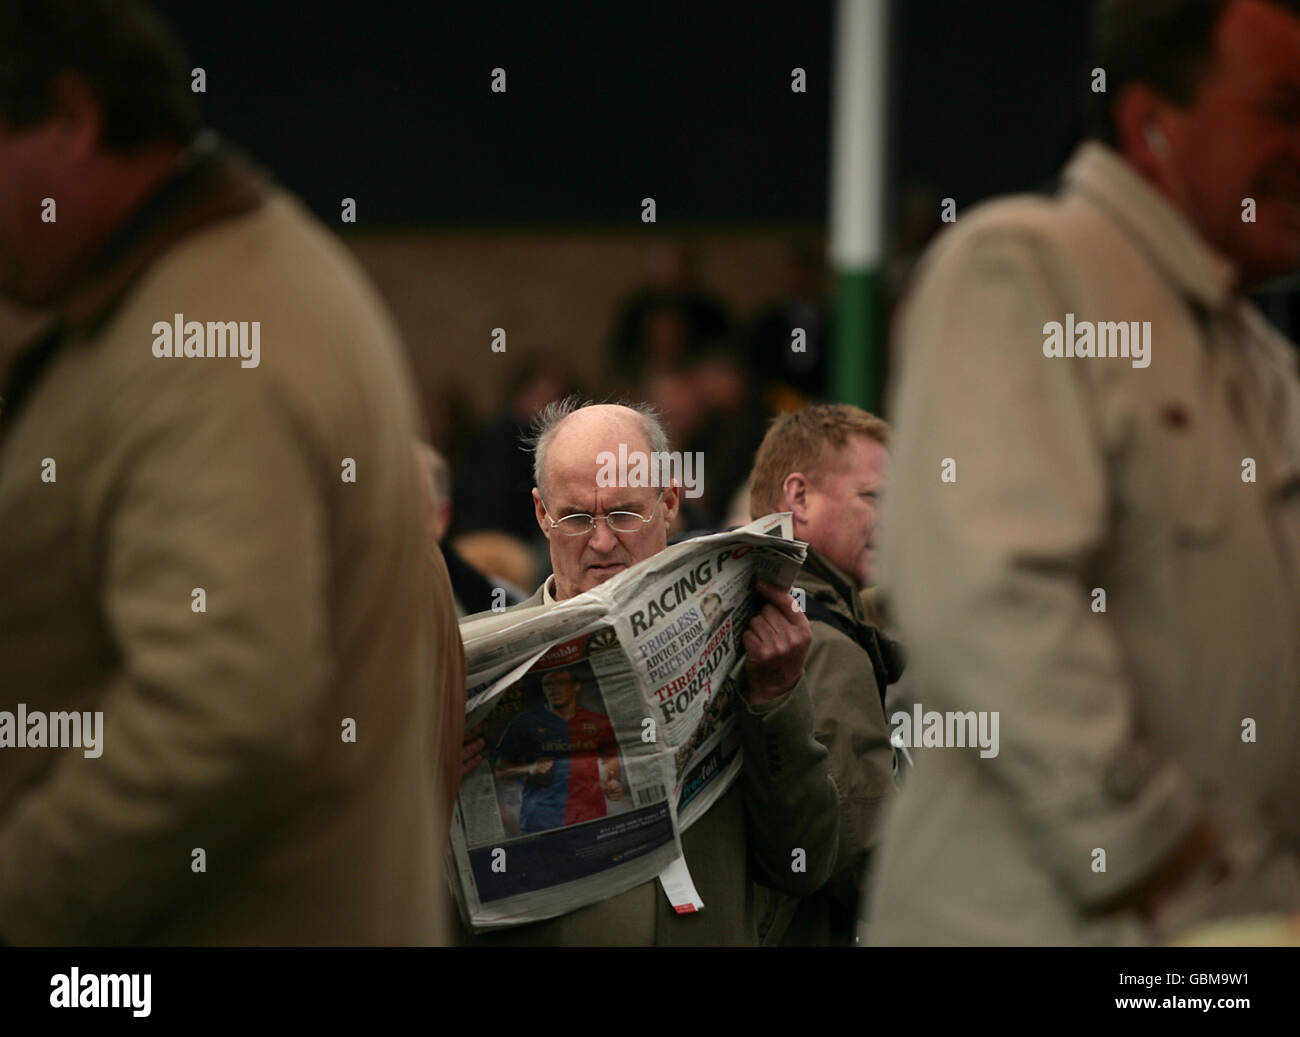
[{"x1": 487, "y1": 662, "x2": 633, "y2": 839}]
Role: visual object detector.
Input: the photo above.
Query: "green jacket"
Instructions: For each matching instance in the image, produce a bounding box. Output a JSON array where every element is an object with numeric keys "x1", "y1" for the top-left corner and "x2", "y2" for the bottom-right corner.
[
  {"x1": 460, "y1": 579, "x2": 839, "y2": 946},
  {"x1": 777, "y1": 548, "x2": 895, "y2": 945}
]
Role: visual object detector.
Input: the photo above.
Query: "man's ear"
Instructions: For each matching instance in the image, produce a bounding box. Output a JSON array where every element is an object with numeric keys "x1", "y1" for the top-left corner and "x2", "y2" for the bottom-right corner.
[
  {"x1": 781, "y1": 472, "x2": 810, "y2": 522},
  {"x1": 532, "y1": 488, "x2": 551, "y2": 540},
  {"x1": 662, "y1": 483, "x2": 681, "y2": 524},
  {"x1": 1113, "y1": 83, "x2": 1175, "y2": 180}
]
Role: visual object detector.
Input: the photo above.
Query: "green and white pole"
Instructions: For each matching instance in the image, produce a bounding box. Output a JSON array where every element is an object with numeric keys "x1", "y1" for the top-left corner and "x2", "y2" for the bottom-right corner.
[{"x1": 829, "y1": 0, "x2": 889, "y2": 411}]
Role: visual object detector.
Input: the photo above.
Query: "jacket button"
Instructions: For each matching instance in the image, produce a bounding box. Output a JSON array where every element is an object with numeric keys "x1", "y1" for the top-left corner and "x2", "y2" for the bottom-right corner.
[
  {"x1": 1161, "y1": 402, "x2": 1190, "y2": 430},
  {"x1": 1102, "y1": 745, "x2": 1153, "y2": 802},
  {"x1": 1225, "y1": 383, "x2": 1244, "y2": 421},
  {"x1": 766, "y1": 739, "x2": 783, "y2": 774}
]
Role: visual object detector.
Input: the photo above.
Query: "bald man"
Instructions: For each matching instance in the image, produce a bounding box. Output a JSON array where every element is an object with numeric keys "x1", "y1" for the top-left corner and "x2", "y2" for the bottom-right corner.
[{"x1": 459, "y1": 399, "x2": 838, "y2": 946}]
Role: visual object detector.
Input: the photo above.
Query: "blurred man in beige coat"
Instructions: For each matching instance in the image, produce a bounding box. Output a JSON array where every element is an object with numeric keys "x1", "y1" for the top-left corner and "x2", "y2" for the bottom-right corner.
[
  {"x1": 0, "y1": 1, "x2": 461, "y2": 944},
  {"x1": 870, "y1": 0, "x2": 1300, "y2": 944}
]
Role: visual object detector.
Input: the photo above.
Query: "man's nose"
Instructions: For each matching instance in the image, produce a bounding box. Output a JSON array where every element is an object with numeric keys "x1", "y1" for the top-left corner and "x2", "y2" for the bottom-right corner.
[{"x1": 588, "y1": 516, "x2": 619, "y2": 551}]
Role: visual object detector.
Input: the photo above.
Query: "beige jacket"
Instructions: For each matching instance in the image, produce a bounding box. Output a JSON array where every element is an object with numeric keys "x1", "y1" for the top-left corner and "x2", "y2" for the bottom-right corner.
[
  {"x1": 0, "y1": 142, "x2": 462, "y2": 945},
  {"x1": 869, "y1": 142, "x2": 1300, "y2": 945}
]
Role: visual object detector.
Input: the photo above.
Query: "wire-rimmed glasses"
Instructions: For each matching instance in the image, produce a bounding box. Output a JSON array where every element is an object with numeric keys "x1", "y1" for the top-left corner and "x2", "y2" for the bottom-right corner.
[{"x1": 542, "y1": 490, "x2": 665, "y2": 536}]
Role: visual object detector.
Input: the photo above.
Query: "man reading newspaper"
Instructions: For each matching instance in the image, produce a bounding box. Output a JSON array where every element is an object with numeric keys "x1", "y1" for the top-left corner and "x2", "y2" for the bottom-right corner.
[{"x1": 458, "y1": 399, "x2": 838, "y2": 946}]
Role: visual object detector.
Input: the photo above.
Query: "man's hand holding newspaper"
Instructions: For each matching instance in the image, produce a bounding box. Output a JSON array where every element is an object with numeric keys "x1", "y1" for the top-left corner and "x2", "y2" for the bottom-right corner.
[{"x1": 742, "y1": 579, "x2": 813, "y2": 703}]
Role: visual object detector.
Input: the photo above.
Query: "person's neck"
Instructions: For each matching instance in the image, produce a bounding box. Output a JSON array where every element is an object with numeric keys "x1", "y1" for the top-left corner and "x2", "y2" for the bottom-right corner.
[
  {"x1": 1126, "y1": 149, "x2": 1244, "y2": 291},
  {"x1": 807, "y1": 544, "x2": 864, "y2": 594},
  {"x1": 42, "y1": 146, "x2": 185, "y2": 303}
]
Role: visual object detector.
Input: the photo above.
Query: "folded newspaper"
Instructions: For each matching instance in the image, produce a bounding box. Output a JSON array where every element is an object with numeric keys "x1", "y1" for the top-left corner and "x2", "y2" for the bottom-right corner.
[{"x1": 448, "y1": 513, "x2": 807, "y2": 932}]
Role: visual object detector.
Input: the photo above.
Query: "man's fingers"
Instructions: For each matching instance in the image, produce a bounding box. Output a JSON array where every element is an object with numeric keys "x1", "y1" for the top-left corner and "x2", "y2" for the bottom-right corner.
[
  {"x1": 461, "y1": 723, "x2": 485, "y2": 775},
  {"x1": 763, "y1": 602, "x2": 798, "y2": 640},
  {"x1": 755, "y1": 579, "x2": 805, "y2": 623},
  {"x1": 461, "y1": 736, "x2": 485, "y2": 761},
  {"x1": 747, "y1": 611, "x2": 779, "y2": 652},
  {"x1": 755, "y1": 603, "x2": 803, "y2": 654}
]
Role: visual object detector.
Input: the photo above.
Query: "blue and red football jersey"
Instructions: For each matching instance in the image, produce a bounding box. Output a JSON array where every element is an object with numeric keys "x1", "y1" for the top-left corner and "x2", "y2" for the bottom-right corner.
[{"x1": 495, "y1": 706, "x2": 617, "y2": 833}]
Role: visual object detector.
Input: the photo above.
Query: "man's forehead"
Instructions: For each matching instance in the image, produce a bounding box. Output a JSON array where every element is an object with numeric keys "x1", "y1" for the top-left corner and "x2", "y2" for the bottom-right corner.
[
  {"x1": 543, "y1": 411, "x2": 656, "y2": 501},
  {"x1": 548, "y1": 411, "x2": 649, "y2": 462},
  {"x1": 546, "y1": 479, "x2": 660, "y2": 512},
  {"x1": 817, "y1": 434, "x2": 888, "y2": 480},
  {"x1": 548, "y1": 447, "x2": 614, "y2": 483}
]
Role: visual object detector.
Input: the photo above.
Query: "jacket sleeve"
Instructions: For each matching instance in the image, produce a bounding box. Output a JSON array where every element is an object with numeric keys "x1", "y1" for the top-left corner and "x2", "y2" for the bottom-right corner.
[
  {"x1": 881, "y1": 223, "x2": 1202, "y2": 909},
  {"x1": 736, "y1": 674, "x2": 840, "y2": 897},
  {"x1": 802, "y1": 626, "x2": 894, "y2": 910},
  {"x1": 0, "y1": 367, "x2": 335, "y2": 944}
]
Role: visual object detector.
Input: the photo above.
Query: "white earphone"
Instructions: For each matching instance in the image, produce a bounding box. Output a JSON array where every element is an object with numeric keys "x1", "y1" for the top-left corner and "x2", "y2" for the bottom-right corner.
[{"x1": 1145, "y1": 122, "x2": 1170, "y2": 156}]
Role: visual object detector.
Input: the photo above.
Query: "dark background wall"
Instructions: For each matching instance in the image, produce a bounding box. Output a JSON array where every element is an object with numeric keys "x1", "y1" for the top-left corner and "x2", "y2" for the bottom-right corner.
[
  {"x1": 154, "y1": 0, "x2": 1095, "y2": 227},
  {"x1": 894, "y1": 1, "x2": 1092, "y2": 203}
]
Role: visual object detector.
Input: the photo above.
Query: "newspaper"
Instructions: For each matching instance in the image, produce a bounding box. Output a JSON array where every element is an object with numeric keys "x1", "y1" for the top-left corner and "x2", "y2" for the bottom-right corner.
[{"x1": 448, "y1": 513, "x2": 807, "y2": 932}]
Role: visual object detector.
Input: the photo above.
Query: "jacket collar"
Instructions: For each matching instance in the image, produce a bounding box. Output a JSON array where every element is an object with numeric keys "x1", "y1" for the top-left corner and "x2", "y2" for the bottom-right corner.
[
  {"x1": 799, "y1": 546, "x2": 867, "y2": 624},
  {"x1": 61, "y1": 132, "x2": 269, "y2": 339},
  {"x1": 1, "y1": 132, "x2": 268, "y2": 374},
  {"x1": 1064, "y1": 141, "x2": 1237, "y2": 315}
]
